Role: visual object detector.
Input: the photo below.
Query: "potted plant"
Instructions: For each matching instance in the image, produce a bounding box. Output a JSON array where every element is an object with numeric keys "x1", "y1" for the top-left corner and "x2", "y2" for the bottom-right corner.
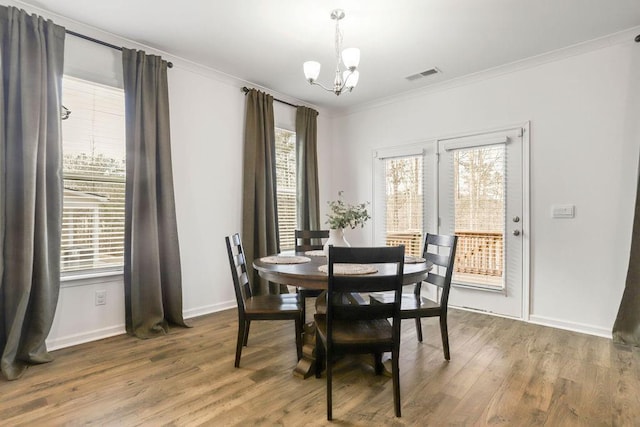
[{"x1": 324, "y1": 191, "x2": 371, "y2": 256}]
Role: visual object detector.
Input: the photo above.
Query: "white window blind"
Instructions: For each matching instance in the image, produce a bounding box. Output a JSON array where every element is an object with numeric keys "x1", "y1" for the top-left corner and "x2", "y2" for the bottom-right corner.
[
  {"x1": 275, "y1": 128, "x2": 296, "y2": 251},
  {"x1": 61, "y1": 76, "x2": 126, "y2": 274},
  {"x1": 442, "y1": 142, "x2": 506, "y2": 288},
  {"x1": 382, "y1": 155, "x2": 424, "y2": 257}
]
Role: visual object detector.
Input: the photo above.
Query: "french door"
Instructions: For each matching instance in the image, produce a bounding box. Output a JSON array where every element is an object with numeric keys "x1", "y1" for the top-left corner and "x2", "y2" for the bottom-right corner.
[{"x1": 438, "y1": 125, "x2": 527, "y2": 319}]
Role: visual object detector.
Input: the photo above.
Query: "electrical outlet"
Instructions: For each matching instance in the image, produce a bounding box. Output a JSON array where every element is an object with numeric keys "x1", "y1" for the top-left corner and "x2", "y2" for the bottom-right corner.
[{"x1": 95, "y1": 290, "x2": 107, "y2": 306}]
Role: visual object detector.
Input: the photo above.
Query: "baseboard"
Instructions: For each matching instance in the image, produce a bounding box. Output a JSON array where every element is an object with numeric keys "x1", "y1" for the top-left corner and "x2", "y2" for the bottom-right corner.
[
  {"x1": 46, "y1": 300, "x2": 236, "y2": 351},
  {"x1": 46, "y1": 324, "x2": 126, "y2": 351},
  {"x1": 183, "y1": 300, "x2": 236, "y2": 319},
  {"x1": 451, "y1": 306, "x2": 612, "y2": 339},
  {"x1": 451, "y1": 305, "x2": 521, "y2": 321},
  {"x1": 528, "y1": 314, "x2": 612, "y2": 339}
]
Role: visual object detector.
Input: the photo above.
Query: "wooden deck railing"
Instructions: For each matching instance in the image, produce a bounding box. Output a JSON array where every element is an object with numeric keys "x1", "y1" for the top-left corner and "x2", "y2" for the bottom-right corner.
[
  {"x1": 455, "y1": 231, "x2": 503, "y2": 277},
  {"x1": 385, "y1": 231, "x2": 423, "y2": 257},
  {"x1": 386, "y1": 230, "x2": 503, "y2": 277}
]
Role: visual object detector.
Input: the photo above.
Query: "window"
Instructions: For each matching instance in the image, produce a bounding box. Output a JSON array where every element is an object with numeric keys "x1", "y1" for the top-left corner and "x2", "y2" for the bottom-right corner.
[
  {"x1": 275, "y1": 128, "x2": 296, "y2": 250},
  {"x1": 383, "y1": 156, "x2": 424, "y2": 256},
  {"x1": 61, "y1": 76, "x2": 126, "y2": 275},
  {"x1": 375, "y1": 145, "x2": 435, "y2": 260}
]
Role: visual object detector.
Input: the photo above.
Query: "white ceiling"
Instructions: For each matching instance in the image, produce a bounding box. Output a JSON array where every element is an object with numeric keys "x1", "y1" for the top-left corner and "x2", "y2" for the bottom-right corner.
[{"x1": 17, "y1": 0, "x2": 640, "y2": 111}]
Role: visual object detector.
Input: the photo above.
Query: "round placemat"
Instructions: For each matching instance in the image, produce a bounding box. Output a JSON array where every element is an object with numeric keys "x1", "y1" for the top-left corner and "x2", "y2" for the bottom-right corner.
[
  {"x1": 405, "y1": 255, "x2": 426, "y2": 264},
  {"x1": 260, "y1": 255, "x2": 311, "y2": 264},
  {"x1": 318, "y1": 264, "x2": 378, "y2": 275},
  {"x1": 304, "y1": 250, "x2": 325, "y2": 257}
]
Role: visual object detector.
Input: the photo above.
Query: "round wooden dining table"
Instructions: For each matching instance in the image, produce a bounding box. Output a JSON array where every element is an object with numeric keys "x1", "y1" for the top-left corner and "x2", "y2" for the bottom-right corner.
[
  {"x1": 253, "y1": 252, "x2": 433, "y2": 378},
  {"x1": 253, "y1": 252, "x2": 432, "y2": 289}
]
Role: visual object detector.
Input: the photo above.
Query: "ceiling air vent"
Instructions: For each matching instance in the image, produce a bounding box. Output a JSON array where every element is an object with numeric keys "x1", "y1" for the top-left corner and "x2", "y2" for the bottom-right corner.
[{"x1": 406, "y1": 67, "x2": 440, "y2": 81}]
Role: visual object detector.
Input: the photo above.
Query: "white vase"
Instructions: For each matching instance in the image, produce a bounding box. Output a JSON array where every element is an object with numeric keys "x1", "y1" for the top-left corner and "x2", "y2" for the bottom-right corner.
[{"x1": 323, "y1": 228, "x2": 350, "y2": 257}]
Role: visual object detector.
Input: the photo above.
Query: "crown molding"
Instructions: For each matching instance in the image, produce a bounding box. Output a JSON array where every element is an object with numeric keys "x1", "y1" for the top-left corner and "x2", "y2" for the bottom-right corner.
[
  {"x1": 340, "y1": 25, "x2": 640, "y2": 117},
  {"x1": 8, "y1": 0, "x2": 328, "y2": 116}
]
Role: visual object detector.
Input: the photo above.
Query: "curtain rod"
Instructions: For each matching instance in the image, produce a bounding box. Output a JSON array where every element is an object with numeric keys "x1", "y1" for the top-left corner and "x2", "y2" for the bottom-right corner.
[
  {"x1": 241, "y1": 86, "x2": 298, "y2": 109},
  {"x1": 66, "y1": 29, "x2": 174, "y2": 68}
]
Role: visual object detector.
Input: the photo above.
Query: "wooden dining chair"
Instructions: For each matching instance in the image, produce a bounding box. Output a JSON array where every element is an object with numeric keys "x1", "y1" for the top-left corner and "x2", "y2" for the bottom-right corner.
[
  {"x1": 371, "y1": 233, "x2": 458, "y2": 360},
  {"x1": 315, "y1": 245, "x2": 405, "y2": 420},
  {"x1": 225, "y1": 233, "x2": 303, "y2": 367},
  {"x1": 295, "y1": 229, "x2": 329, "y2": 252},
  {"x1": 294, "y1": 229, "x2": 329, "y2": 322}
]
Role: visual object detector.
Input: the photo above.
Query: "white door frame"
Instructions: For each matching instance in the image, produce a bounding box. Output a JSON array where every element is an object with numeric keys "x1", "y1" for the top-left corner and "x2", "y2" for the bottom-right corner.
[{"x1": 435, "y1": 122, "x2": 530, "y2": 321}]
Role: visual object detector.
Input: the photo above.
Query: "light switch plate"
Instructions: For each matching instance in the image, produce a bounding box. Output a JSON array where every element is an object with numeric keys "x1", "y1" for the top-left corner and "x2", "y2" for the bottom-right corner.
[{"x1": 552, "y1": 204, "x2": 575, "y2": 218}]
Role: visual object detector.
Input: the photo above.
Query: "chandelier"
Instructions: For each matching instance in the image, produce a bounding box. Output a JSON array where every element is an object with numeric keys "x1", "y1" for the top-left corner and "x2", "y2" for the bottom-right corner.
[{"x1": 303, "y1": 9, "x2": 360, "y2": 96}]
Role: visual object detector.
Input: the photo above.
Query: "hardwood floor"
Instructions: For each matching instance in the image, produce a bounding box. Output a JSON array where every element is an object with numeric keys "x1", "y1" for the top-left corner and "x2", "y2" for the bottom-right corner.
[{"x1": 1, "y1": 308, "x2": 639, "y2": 426}]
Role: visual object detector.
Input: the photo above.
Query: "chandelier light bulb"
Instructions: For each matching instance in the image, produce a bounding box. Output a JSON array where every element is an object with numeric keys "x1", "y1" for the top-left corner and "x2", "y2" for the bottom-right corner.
[
  {"x1": 303, "y1": 61, "x2": 321, "y2": 82},
  {"x1": 341, "y1": 48, "x2": 360, "y2": 70},
  {"x1": 343, "y1": 70, "x2": 359, "y2": 89}
]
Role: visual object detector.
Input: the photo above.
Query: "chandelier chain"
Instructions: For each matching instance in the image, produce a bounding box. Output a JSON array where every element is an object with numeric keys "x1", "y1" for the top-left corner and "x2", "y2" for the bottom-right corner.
[{"x1": 334, "y1": 16, "x2": 343, "y2": 69}]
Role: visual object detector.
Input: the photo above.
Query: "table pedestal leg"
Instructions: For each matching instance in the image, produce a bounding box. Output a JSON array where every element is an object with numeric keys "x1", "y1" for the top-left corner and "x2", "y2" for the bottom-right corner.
[
  {"x1": 291, "y1": 292, "x2": 393, "y2": 378},
  {"x1": 293, "y1": 321, "x2": 316, "y2": 378}
]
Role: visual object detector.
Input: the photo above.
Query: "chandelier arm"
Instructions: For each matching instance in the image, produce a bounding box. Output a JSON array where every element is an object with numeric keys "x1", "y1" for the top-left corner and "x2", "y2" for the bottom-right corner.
[
  {"x1": 312, "y1": 69, "x2": 356, "y2": 96},
  {"x1": 309, "y1": 80, "x2": 339, "y2": 93}
]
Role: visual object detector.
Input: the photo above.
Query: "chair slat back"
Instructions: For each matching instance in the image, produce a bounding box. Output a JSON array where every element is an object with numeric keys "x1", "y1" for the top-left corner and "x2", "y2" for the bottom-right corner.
[
  {"x1": 422, "y1": 234, "x2": 458, "y2": 306},
  {"x1": 425, "y1": 252, "x2": 450, "y2": 269},
  {"x1": 327, "y1": 245, "x2": 405, "y2": 324},
  {"x1": 225, "y1": 233, "x2": 252, "y2": 311},
  {"x1": 295, "y1": 229, "x2": 329, "y2": 252}
]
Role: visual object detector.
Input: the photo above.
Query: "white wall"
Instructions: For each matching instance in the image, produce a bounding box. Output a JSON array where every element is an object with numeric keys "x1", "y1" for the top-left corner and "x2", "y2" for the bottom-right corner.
[
  {"x1": 11, "y1": 1, "x2": 638, "y2": 348},
  {"x1": 8, "y1": 1, "x2": 334, "y2": 349},
  {"x1": 329, "y1": 32, "x2": 640, "y2": 337}
]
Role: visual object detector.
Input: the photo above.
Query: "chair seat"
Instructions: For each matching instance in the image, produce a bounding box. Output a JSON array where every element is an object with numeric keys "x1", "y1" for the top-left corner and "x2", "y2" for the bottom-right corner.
[
  {"x1": 299, "y1": 287, "x2": 323, "y2": 297},
  {"x1": 370, "y1": 293, "x2": 441, "y2": 316},
  {"x1": 315, "y1": 315, "x2": 393, "y2": 345},
  {"x1": 245, "y1": 294, "x2": 301, "y2": 316}
]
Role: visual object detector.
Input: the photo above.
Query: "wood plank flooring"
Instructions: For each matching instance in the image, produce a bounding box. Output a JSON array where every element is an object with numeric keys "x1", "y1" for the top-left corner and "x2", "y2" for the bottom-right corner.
[{"x1": 1, "y1": 308, "x2": 639, "y2": 426}]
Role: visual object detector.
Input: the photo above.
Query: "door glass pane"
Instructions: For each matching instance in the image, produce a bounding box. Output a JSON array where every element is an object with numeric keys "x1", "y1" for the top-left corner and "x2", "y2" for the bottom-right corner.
[
  {"x1": 384, "y1": 156, "x2": 423, "y2": 257},
  {"x1": 453, "y1": 145, "x2": 505, "y2": 288}
]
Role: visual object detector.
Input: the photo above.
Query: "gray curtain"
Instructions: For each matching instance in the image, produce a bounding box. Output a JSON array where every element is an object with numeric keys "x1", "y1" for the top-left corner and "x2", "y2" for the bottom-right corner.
[
  {"x1": 613, "y1": 167, "x2": 640, "y2": 346},
  {"x1": 242, "y1": 89, "x2": 283, "y2": 295},
  {"x1": 0, "y1": 6, "x2": 65, "y2": 380},
  {"x1": 295, "y1": 106, "x2": 320, "y2": 231},
  {"x1": 122, "y1": 48, "x2": 187, "y2": 338}
]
